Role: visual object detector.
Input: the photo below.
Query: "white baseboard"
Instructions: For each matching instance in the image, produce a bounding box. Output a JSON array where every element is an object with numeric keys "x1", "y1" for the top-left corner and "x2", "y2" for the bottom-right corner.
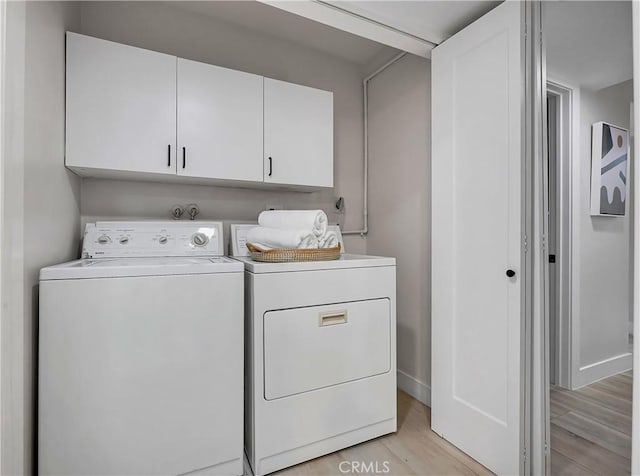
[
  {"x1": 397, "y1": 369, "x2": 431, "y2": 407},
  {"x1": 573, "y1": 352, "x2": 633, "y2": 389}
]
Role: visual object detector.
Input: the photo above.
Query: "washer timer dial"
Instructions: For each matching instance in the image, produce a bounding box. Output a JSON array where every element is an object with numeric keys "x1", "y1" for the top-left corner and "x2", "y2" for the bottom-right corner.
[{"x1": 191, "y1": 232, "x2": 209, "y2": 247}]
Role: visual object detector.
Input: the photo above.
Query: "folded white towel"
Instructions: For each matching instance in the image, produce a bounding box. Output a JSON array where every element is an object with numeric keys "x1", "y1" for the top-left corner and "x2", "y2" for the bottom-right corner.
[
  {"x1": 258, "y1": 210, "x2": 328, "y2": 238},
  {"x1": 318, "y1": 231, "x2": 339, "y2": 249},
  {"x1": 246, "y1": 226, "x2": 319, "y2": 250}
]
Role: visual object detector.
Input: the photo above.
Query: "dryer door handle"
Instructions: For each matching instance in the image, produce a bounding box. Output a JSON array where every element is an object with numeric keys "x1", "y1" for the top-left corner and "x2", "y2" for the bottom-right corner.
[{"x1": 319, "y1": 311, "x2": 348, "y2": 327}]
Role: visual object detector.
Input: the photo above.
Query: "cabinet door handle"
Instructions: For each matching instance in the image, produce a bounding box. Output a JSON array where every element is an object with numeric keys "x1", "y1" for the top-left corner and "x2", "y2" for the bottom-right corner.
[
  {"x1": 268, "y1": 157, "x2": 272, "y2": 177},
  {"x1": 182, "y1": 147, "x2": 186, "y2": 169},
  {"x1": 167, "y1": 144, "x2": 171, "y2": 167}
]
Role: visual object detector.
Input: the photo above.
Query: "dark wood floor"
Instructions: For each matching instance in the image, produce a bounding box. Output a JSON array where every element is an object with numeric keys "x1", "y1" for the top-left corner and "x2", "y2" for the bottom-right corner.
[{"x1": 551, "y1": 370, "x2": 633, "y2": 475}]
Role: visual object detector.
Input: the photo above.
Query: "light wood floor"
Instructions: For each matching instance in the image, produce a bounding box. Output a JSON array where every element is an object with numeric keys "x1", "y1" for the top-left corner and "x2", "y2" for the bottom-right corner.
[
  {"x1": 274, "y1": 390, "x2": 492, "y2": 476},
  {"x1": 551, "y1": 370, "x2": 633, "y2": 476},
  {"x1": 267, "y1": 372, "x2": 633, "y2": 476}
]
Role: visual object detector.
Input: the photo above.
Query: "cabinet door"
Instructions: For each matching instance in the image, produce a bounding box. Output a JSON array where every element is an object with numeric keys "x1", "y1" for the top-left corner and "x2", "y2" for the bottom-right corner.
[
  {"x1": 264, "y1": 78, "x2": 333, "y2": 187},
  {"x1": 177, "y1": 59, "x2": 263, "y2": 182},
  {"x1": 65, "y1": 33, "x2": 177, "y2": 175}
]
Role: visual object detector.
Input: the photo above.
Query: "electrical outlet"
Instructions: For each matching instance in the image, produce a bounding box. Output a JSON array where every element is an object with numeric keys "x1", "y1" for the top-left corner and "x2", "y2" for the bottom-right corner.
[{"x1": 265, "y1": 204, "x2": 283, "y2": 211}]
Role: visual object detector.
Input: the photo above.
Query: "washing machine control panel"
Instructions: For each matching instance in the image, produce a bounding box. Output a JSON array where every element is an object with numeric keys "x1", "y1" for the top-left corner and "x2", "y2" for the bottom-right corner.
[{"x1": 82, "y1": 221, "x2": 224, "y2": 258}]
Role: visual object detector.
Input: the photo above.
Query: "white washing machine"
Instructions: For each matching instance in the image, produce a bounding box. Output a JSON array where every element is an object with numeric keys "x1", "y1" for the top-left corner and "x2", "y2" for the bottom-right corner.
[
  {"x1": 230, "y1": 226, "x2": 397, "y2": 476},
  {"x1": 39, "y1": 221, "x2": 244, "y2": 476}
]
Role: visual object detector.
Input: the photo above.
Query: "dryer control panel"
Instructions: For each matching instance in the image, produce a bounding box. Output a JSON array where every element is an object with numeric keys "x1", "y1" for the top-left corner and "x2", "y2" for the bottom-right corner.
[{"x1": 82, "y1": 221, "x2": 224, "y2": 258}]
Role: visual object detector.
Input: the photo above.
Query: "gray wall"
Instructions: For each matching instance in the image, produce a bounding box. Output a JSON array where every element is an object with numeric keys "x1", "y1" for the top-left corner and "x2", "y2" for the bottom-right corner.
[
  {"x1": 575, "y1": 79, "x2": 634, "y2": 385},
  {"x1": 77, "y1": 1, "x2": 367, "y2": 254},
  {"x1": 367, "y1": 55, "x2": 431, "y2": 401},
  {"x1": 2, "y1": 2, "x2": 82, "y2": 473},
  {"x1": 2, "y1": 2, "x2": 27, "y2": 472}
]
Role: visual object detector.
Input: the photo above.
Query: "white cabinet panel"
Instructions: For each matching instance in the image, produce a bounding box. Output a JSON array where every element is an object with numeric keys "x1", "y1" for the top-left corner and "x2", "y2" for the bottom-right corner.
[
  {"x1": 65, "y1": 33, "x2": 177, "y2": 175},
  {"x1": 177, "y1": 59, "x2": 263, "y2": 182},
  {"x1": 264, "y1": 78, "x2": 334, "y2": 188}
]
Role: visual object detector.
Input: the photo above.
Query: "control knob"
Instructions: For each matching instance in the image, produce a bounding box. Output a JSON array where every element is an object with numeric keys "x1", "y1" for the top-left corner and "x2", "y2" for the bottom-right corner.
[{"x1": 191, "y1": 232, "x2": 209, "y2": 247}]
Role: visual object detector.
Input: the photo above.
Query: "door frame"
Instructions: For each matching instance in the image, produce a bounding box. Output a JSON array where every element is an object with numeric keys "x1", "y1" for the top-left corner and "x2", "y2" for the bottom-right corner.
[
  {"x1": 526, "y1": 2, "x2": 548, "y2": 474},
  {"x1": 632, "y1": 3, "x2": 639, "y2": 474},
  {"x1": 546, "y1": 80, "x2": 577, "y2": 390},
  {"x1": 0, "y1": 0, "x2": 5, "y2": 470}
]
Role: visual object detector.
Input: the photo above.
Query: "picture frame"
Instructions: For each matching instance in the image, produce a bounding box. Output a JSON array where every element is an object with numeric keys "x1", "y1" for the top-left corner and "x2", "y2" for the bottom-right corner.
[{"x1": 590, "y1": 121, "x2": 630, "y2": 216}]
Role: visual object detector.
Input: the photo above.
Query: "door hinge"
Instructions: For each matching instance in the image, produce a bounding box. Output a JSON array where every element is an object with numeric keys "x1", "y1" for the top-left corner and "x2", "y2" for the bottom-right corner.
[
  {"x1": 523, "y1": 446, "x2": 527, "y2": 462},
  {"x1": 524, "y1": 235, "x2": 529, "y2": 253}
]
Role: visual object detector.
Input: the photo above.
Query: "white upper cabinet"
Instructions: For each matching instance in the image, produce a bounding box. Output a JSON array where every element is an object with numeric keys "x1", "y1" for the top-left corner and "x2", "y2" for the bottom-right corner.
[
  {"x1": 177, "y1": 59, "x2": 263, "y2": 182},
  {"x1": 65, "y1": 33, "x2": 334, "y2": 189},
  {"x1": 264, "y1": 79, "x2": 334, "y2": 188},
  {"x1": 65, "y1": 32, "x2": 177, "y2": 175}
]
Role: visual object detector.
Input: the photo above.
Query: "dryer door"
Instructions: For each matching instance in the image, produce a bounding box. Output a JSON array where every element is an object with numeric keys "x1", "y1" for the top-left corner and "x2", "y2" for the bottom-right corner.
[{"x1": 263, "y1": 298, "x2": 391, "y2": 400}]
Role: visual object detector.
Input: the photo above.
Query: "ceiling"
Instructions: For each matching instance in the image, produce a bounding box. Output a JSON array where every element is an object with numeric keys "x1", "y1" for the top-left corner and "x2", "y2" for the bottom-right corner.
[
  {"x1": 545, "y1": 1, "x2": 633, "y2": 91},
  {"x1": 331, "y1": 1, "x2": 501, "y2": 45},
  {"x1": 168, "y1": 1, "x2": 502, "y2": 66},
  {"x1": 162, "y1": 2, "x2": 633, "y2": 89},
  {"x1": 168, "y1": 1, "x2": 398, "y2": 66}
]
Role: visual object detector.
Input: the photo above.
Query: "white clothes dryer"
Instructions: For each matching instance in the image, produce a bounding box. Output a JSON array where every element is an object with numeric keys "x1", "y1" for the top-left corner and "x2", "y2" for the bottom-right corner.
[{"x1": 230, "y1": 225, "x2": 397, "y2": 476}]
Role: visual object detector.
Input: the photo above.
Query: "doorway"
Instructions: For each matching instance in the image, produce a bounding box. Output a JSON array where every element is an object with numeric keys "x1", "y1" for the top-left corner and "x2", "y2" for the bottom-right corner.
[
  {"x1": 544, "y1": 3, "x2": 635, "y2": 474},
  {"x1": 546, "y1": 81, "x2": 574, "y2": 391},
  {"x1": 546, "y1": 80, "x2": 634, "y2": 474}
]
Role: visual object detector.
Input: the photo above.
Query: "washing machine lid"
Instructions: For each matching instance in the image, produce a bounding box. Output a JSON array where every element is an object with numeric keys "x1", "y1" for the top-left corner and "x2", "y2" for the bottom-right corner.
[
  {"x1": 234, "y1": 254, "x2": 395, "y2": 273},
  {"x1": 40, "y1": 256, "x2": 243, "y2": 281}
]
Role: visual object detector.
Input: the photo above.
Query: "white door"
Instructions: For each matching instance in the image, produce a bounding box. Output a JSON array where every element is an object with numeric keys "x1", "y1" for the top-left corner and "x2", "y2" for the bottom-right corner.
[
  {"x1": 431, "y1": 2, "x2": 525, "y2": 475},
  {"x1": 65, "y1": 33, "x2": 177, "y2": 175},
  {"x1": 177, "y1": 59, "x2": 263, "y2": 182},
  {"x1": 264, "y1": 78, "x2": 333, "y2": 187}
]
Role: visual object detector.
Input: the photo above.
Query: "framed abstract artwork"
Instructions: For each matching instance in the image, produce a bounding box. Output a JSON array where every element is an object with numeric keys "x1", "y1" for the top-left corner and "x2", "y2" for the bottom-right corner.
[{"x1": 590, "y1": 121, "x2": 629, "y2": 216}]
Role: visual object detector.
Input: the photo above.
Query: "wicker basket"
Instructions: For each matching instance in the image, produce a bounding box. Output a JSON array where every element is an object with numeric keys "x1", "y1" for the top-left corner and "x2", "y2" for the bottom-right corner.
[{"x1": 246, "y1": 243, "x2": 341, "y2": 263}]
